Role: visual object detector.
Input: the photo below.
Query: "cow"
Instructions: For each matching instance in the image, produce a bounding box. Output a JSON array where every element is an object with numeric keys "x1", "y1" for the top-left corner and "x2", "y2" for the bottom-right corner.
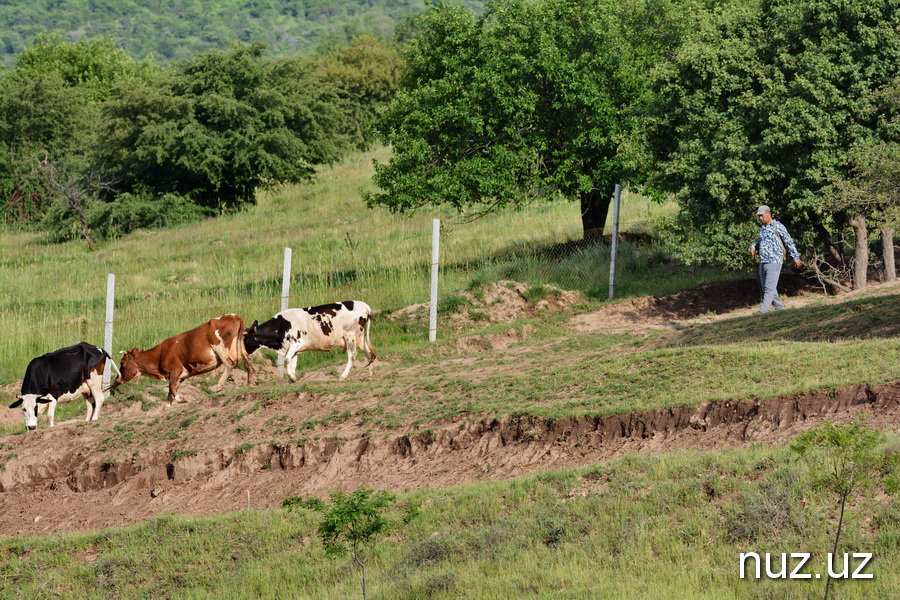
[
  {"x1": 245, "y1": 300, "x2": 375, "y2": 382},
  {"x1": 114, "y1": 314, "x2": 253, "y2": 406},
  {"x1": 8, "y1": 342, "x2": 119, "y2": 430}
]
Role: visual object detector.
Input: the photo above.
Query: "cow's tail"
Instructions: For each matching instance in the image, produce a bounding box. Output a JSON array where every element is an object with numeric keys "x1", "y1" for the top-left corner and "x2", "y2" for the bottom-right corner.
[
  {"x1": 363, "y1": 312, "x2": 376, "y2": 367},
  {"x1": 102, "y1": 349, "x2": 123, "y2": 392},
  {"x1": 238, "y1": 320, "x2": 254, "y2": 384},
  {"x1": 106, "y1": 351, "x2": 123, "y2": 380}
]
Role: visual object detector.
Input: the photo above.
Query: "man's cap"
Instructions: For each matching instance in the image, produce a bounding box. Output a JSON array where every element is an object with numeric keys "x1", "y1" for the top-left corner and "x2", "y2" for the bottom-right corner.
[{"x1": 756, "y1": 205, "x2": 771, "y2": 216}]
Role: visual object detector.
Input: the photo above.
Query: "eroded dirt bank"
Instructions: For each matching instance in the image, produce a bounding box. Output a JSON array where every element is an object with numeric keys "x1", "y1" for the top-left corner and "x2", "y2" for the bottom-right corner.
[{"x1": 1, "y1": 380, "x2": 897, "y2": 538}]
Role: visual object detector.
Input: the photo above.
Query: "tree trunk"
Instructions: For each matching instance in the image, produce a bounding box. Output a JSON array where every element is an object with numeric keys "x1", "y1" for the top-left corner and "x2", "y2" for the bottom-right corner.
[
  {"x1": 849, "y1": 214, "x2": 868, "y2": 291},
  {"x1": 69, "y1": 197, "x2": 97, "y2": 250},
  {"x1": 580, "y1": 187, "x2": 613, "y2": 244},
  {"x1": 882, "y1": 226, "x2": 896, "y2": 282}
]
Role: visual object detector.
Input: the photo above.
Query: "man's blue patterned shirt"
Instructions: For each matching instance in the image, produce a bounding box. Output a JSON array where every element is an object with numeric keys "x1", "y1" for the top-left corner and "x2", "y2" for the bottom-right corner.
[{"x1": 750, "y1": 220, "x2": 800, "y2": 263}]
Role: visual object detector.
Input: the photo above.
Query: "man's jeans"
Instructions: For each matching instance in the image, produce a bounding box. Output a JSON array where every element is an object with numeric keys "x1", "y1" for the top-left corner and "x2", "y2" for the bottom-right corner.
[{"x1": 758, "y1": 262, "x2": 785, "y2": 313}]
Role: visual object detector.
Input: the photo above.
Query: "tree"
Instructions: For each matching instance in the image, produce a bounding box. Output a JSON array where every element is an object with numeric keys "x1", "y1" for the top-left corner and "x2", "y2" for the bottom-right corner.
[
  {"x1": 311, "y1": 35, "x2": 403, "y2": 150},
  {"x1": 647, "y1": 0, "x2": 899, "y2": 274},
  {"x1": 283, "y1": 487, "x2": 416, "y2": 600},
  {"x1": 0, "y1": 73, "x2": 91, "y2": 223},
  {"x1": 13, "y1": 33, "x2": 159, "y2": 103},
  {"x1": 827, "y1": 80, "x2": 900, "y2": 286},
  {"x1": 366, "y1": 0, "x2": 649, "y2": 241},
  {"x1": 0, "y1": 34, "x2": 158, "y2": 227},
  {"x1": 36, "y1": 159, "x2": 118, "y2": 249},
  {"x1": 100, "y1": 43, "x2": 350, "y2": 209},
  {"x1": 791, "y1": 417, "x2": 892, "y2": 600}
]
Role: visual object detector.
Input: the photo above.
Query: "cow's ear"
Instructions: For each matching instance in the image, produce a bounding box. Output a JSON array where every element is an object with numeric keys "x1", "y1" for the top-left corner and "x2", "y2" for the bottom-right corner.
[
  {"x1": 36, "y1": 397, "x2": 53, "y2": 404},
  {"x1": 9, "y1": 398, "x2": 23, "y2": 409}
]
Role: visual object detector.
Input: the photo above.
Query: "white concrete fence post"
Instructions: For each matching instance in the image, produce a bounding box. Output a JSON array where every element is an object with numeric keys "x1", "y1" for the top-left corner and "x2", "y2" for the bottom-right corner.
[
  {"x1": 608, "y1": 184, "x2": 622, "y2": 301},
  {"x1": 277, "y1": 247, "x2": 292, "y2": 375},
  {"x1": 429, "y1": 218, "x2": 440, "y2": 342},
  {"x1": 103, "y1": 273, "x2": 115, "y2": 396}
]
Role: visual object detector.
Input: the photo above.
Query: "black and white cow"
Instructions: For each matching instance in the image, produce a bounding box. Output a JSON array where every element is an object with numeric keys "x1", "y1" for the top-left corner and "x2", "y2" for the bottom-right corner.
[
  {"x1": 245, "y1": 301, "x2": 376, "y2": 382},
  {"x1": 8, "y1": 342, "x2": 118, "y2": 430}
]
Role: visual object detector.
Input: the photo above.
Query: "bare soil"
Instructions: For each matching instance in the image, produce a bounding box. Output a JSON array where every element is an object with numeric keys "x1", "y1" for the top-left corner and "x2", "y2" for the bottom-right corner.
[{"x1": 1, "y1": 277, "x2": 897, "y2": 538}]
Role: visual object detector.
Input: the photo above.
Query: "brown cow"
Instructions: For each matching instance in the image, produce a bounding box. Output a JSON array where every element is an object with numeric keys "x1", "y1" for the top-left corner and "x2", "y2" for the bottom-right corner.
[{"x1": 116, "y1": 314, "x2": 253, "y2": 405}]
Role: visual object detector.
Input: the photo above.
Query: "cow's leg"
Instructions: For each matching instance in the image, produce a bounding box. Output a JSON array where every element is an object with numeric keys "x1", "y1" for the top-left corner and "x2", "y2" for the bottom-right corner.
[
  {"x1": 86, "y1": 376, "x2": 105, "y2": 421},
  {"x1": 46, "y1": 396, "x2": 58, "y2": 427},
  {"x1": 83, "y1": 392, "x2": 95, "y2": 421},
  {"x1": 211, "y1": 343, "x2": 236, "y2": 391},
  {"x1": 242, "y1": 347, "x2": 254, "y2": 386},
  {"x1": 167, "y1": 374, "x2": 182, "y2": 406},
  {"x1": 285, "y1": 344, "x2": 301, "y2": 382},
  {"x1": 214, "y1": 360, "x2": 234, "y2": 391},
  {"x1": 339, "y1": 334, "x2": 356, "y2": 380}
]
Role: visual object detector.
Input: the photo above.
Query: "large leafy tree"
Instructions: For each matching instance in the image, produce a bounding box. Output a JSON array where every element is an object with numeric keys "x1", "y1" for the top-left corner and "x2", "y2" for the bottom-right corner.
[
  {"x1": 100, "y1": 43, "x2": 350, "y2": 209},
  {"x1": 366, "y1": 0, "x2": 648, "y2": 240},
  {"x1": 827, "y1": 80, "x2": 899, "y2": 285},
  {"x1": 0, "y1": 34, "x2": 157, "y2": 225},
  {"x1": 647, "y1": 0, "x2": 899, "y2": 272}
]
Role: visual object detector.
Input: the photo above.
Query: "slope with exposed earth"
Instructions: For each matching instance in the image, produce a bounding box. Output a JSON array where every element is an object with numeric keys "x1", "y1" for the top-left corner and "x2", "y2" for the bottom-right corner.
[{"x1": 0, "y1": 278, "x2": 897, "y2": 538}]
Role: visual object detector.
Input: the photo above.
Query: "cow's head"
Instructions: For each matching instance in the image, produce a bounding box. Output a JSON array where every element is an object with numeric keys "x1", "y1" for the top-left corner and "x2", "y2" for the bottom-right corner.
[
  {"x1": 8, "y1": 394, "x2": 51, "y2": 431},
  {"x1": 118, "y1": 348, "x2": 142, "y2": 383},
  {"x1": 244, "y1": 321, "x2": 261, "y2": 355}
]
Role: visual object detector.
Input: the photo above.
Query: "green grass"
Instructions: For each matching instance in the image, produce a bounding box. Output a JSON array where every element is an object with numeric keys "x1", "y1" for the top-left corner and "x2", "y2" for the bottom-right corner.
[
  {"x1": 13, "y1": 294, "x2": 890, "y2": 438},
  {"x1": 0, "y1": 146, "x2": 697, "y2": 385},
  {"x1": 1, "y1": 440, "x2": 897, "y2": 599},
  {"x1": 669, "y1": 293, "x2": 900, "y2": 345},
  {"x1": 0, "y1": 148, "x2": 897, "y2": 598}
]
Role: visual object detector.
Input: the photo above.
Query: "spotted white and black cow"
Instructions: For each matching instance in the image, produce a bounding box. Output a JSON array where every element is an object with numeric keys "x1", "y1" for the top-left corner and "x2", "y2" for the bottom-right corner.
[
  {"x1": 245, "y1": 300, "x2": 376, "y2": 382},
  {"x1": 8, "y1": 342, "x2": 118, "y2": 430}
]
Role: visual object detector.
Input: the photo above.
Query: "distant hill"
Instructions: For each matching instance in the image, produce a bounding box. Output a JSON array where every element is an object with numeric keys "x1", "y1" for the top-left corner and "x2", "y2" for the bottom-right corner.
[{"x1": 0, "y1": 0, "x2": 486, "y2": 67}]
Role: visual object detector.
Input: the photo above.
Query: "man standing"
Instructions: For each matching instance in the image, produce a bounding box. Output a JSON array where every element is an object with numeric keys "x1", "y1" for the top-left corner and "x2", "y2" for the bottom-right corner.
[{"x1": 749, "y1": 205, "x2": 802, "y2": 314}]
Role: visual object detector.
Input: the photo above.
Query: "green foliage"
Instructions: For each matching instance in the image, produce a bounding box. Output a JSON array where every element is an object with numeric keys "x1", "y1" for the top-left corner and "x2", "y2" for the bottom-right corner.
[
  {"x1": 367, "y1": 0, "x2": 650, "y2": 236},
  {"x1": 791, "y1": 416, "x2": 886, "y2": 504},
  {"x1": 0, "y1": 34, "x2": 159, "y2": 230},
  {"x1": 289, "y1": 487, "x2": 399, "y2": 560},
  {"x1": 12, "y1": 33, "x2": 160, "y2": 103},
  {"x1": 792, "y1": 416, "x2": 892, "y2": 599},
  {"x1": 0, "y1": 73, "x2": 92, "y2": 224},
  {"x1": 311, "y1": 36, "x2": 403, "y2": 150},
  {"x1": 86, "y1": 190, "x2": 212, "y2": 239},
  {"x1": 283, "y1": 486, "x2": 412, "y2": 599},
  {"x1": 648, "y1": 0, "x2": 900, "y2": 267},
  {"x1": 100, "y1": 43, "x2": 350, "y2": 210},
  {"x1": 0, "y1": 1, "x2": 486, "y2": 68},
  {"x1": 827, "y1": 79, "x2": 900, "y2": 229}
]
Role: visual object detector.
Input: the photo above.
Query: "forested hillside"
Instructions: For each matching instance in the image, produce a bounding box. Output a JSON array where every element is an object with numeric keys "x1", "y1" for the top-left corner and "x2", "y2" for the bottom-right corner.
[{"x1": 0, "y1": 0, "x2": 485, "y2": 66}]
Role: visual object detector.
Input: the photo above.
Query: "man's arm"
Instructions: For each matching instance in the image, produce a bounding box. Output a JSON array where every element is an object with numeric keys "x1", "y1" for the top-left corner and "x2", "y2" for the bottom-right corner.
[
  {"x1": 749, "y1": 231, "x2": 761, "y2": 257},
  {"x1": 776, "y1": 222, "x2": 802, "y2": 265}
]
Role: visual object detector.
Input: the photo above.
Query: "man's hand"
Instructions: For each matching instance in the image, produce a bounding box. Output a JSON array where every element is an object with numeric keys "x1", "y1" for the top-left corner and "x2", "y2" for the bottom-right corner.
[
  {"x1": 750, "y1": 247, "x2": 756, "y2": 258},
  {"x1": 794, "y1": 259, "x2": 802, "y2": 267}
]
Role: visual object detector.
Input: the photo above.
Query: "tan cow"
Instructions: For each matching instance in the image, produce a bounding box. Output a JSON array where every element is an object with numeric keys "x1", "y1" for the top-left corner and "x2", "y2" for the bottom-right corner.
[{"x1": 115, "y1": 314, "x2": 253, "y2": 405}]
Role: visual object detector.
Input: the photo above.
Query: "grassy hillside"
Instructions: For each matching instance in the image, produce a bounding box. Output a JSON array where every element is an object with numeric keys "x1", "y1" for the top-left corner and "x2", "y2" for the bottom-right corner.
[
  {"x1": 0, "y1": 147, "x2": 897, "y2": 598},
  {"x1": 0, "y1": 146, "x2": 700, "y2": 385}
]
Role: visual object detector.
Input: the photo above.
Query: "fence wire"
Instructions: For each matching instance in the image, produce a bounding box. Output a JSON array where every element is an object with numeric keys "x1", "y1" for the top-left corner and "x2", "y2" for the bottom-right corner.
[{"x1": 0, "y1": 203, "x2": 658, "y2": 382}]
